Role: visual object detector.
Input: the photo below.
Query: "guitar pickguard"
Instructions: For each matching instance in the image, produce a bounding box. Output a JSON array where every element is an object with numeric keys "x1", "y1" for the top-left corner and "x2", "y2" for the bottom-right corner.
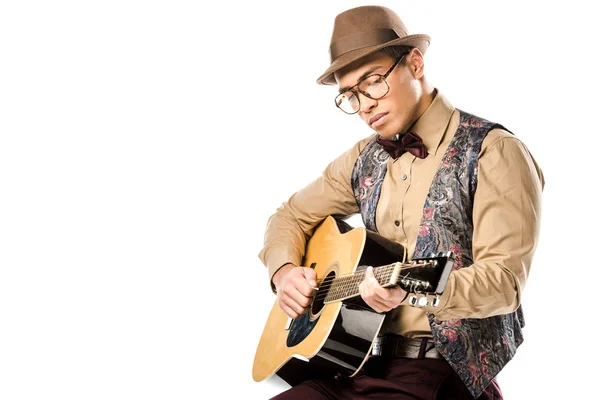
[{"x1": 286, "y1": 312, "x2": 318, "y2": 347}]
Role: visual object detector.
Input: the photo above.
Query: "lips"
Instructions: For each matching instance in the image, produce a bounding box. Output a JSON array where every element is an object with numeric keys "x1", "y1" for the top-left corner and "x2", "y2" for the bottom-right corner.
[{"x1": 369, "y1": 112, "x2": 388, "y2": 127}]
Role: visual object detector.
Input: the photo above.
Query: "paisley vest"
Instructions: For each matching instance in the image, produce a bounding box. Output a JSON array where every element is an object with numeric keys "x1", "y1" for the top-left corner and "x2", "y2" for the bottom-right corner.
[{"x1": 350, "y1": 110, "x2": 525, "y2": 398}]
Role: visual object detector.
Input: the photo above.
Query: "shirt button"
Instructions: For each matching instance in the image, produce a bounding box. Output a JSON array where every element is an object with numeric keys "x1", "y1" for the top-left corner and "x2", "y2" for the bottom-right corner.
[
  {"x1": 401, "y1": 174, "x2": 407, "y2": 180},
  {"x1": 394, "y1": 221, "x2": 400, "y2": 227}
]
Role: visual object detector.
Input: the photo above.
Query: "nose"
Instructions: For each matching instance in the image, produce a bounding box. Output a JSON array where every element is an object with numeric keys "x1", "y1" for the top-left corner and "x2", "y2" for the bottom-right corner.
[{"x1": 358, "y1": 92, "x2": 378, "y2": 113}]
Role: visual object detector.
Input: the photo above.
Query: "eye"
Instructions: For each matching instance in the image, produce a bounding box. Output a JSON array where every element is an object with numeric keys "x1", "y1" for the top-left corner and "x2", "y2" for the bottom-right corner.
[
  {"x1": 359, "y1": 75, "x2": 384, "y2": 90},
  {"x1": 337, "y1": 91, "x2": 355, "y2": 105},
  {"x1": 367, "y1": 75, "x2": 385, "y2": 85}
]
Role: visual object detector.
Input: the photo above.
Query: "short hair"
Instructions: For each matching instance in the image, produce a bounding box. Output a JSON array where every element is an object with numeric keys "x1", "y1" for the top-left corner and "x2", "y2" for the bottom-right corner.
[{"x1": 376, "y1": 45, "x2": 413, "y2": 64}]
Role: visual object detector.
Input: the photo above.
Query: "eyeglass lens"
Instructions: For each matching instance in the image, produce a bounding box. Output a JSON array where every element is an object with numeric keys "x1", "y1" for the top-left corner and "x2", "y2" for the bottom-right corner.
[{"x1": 336, "y1": 75, "x2": 389, "y2": 114}]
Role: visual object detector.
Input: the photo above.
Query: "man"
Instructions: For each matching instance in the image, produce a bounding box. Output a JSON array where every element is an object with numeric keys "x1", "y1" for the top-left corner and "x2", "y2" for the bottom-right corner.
[{"x1": 258, "y1": 5, "x2": 544, "y2": 399}]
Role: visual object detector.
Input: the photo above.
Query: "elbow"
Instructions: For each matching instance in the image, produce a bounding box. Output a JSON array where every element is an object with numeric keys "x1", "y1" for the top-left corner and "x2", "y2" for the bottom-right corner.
[
  {"x1": 502, "y1": 285, "x2": 521, "y2": 314},
  {"x1": 471, "y1": 262, "x2": 525, "y2": 318},
  {"x1": 506, "y1": 257, "x2": 528, "y2": 305},
  {"x1": 494, "y1": 265, "x2": 524, "y2": 315}
]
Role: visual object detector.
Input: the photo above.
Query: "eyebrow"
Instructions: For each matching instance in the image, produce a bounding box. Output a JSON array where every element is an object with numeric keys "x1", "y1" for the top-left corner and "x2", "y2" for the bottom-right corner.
[{"x1": 338, "y1": 65, "x2": 385, "y2": 94}]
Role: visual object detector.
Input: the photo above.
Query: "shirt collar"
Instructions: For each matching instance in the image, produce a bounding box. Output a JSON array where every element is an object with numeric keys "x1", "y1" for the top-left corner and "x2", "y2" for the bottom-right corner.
[{"x1": 408, "y1": 89, "x2": 454, "y2": 156}]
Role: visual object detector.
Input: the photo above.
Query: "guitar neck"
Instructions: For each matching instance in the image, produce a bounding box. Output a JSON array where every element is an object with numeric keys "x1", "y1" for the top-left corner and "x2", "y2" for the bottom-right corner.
[
  {"x1": 322, "y1": 263, "x2": 402, "y2": 304},
  {"x1": 322, "y1": 258, "x2": 446, "y2": 304}
]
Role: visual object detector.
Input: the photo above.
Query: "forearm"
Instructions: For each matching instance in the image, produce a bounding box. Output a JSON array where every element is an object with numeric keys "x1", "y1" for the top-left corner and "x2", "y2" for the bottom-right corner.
[
  {"x1": 258, "y1": 201, "x2": 311, "y2": 287},
  {"x1": 258, "y1": 138, "x2": 369, "y2": 291},
  {"x1": 424, "y1": 257, "x2": 530, "y2": 320}
]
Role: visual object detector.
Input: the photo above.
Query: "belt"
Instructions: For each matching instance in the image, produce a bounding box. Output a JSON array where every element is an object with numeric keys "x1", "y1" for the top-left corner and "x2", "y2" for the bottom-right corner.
[{"x1": 372, "y1": 335, "x2": 444, "y2": 360}]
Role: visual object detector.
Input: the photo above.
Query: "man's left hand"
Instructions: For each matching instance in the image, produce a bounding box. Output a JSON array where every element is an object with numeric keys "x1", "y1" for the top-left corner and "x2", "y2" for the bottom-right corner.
[{"x1": 358, "y1": 266, "x2": 406, "y2": 313}]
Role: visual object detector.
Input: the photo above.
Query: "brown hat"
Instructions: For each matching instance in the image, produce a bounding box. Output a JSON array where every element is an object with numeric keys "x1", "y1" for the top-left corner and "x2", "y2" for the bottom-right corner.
[{"x1": 316, "y1": 6, "x2": 431, "y2": 85}]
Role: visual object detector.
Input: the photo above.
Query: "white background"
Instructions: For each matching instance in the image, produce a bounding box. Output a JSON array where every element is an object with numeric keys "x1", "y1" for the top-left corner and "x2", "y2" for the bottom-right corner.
[{"x1": 1, "y1": 1, "x2": 598, "y2": 399}]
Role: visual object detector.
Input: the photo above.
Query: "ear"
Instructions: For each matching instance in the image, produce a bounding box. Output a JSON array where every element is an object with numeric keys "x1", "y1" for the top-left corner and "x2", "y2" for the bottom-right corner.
[{"x1": 406, "y1": 48, "x2": 425, "y2": 79}]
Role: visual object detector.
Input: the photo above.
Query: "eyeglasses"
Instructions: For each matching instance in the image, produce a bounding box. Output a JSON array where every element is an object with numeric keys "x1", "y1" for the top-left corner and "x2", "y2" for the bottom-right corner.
[{"x1": 334, "y1": 53, "x2": 408, "y2": 115}]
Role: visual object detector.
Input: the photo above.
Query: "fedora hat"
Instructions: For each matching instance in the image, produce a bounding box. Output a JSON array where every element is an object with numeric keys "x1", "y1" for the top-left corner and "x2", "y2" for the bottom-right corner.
[{"x1": 317, "y1": 6, "x2": 431, "y2": 85}]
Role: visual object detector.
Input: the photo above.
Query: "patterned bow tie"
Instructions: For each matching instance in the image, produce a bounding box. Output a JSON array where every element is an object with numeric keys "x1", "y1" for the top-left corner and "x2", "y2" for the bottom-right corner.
[{"x1": 376, "y1": 131, "x2": 429, "y2": 159}]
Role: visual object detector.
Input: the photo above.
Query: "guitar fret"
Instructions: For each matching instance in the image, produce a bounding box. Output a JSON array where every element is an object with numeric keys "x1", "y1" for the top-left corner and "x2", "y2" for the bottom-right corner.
[{"x1": 325, "y1": 265, "x2": 397, "y2": 303}]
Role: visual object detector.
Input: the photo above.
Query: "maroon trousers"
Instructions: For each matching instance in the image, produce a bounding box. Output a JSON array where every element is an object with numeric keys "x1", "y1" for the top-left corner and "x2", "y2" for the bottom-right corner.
[{"x1": 270, "y1": 356, "x2": 502, "y2": 400}]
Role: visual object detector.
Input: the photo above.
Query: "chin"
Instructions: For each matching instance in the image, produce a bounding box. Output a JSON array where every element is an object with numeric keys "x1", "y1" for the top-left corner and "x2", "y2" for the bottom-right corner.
[{"x1": 373, "y1": 120, "x2": 402, "y2": 138}]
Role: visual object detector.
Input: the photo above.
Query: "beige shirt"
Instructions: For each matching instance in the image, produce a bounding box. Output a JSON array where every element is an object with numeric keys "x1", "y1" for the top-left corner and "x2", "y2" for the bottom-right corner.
[{"x1": 258, "y1": 91, "x2": 544, "y2": 338}]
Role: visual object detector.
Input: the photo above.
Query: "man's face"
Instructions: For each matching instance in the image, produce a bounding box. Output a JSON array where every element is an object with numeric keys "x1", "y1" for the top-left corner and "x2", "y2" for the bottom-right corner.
[{"x1": 335, "y1": 50, "x2": 421, "y2": 138}]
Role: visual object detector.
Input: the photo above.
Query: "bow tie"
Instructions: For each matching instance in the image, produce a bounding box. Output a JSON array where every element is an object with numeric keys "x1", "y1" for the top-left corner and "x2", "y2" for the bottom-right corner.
[{"x1": 376, "y1": 131, "x2": 429, "y2": 159}]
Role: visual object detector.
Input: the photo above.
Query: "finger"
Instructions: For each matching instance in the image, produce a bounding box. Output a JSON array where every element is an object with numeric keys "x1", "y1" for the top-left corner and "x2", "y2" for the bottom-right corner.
[
  {"x1": 365, "y1": 296, "x2": 389, "y2": 313},
  {"x1": 377, "y1": 297, "x2": 400, "y2": 310},
  {"x1": 280, "y1": 303, "x2": 299, "y2": 319},
  {"x1": 359, "y1": 279, "x2": 367, "y2": 300},
  {"x1": 363, "y1": 275, "x2": 385, "y2": 303},
  {"x1": 284, "y1": 294, "x2": 307, "y2": 316},
  {"x1": 302, "y1": 267, "x2": 318, "y2": 288},
  {"x1": 378, "y1": 286, "x2": 406, "y2": 309},
  {"x1": 364, "y1": 266, "x2": 380, "y2": 287},
  {"x1": 288, "y1": 287, "x2": 312, "y2": 309},
  {"x1": 359, "y1": 280, "x2": 386, "y2": 313},
  {"x1": 360, "y1": 277, "x2": 379, "y2": 302},
  {"x1": 286, "y1": 301, "x2": 306, "y2": 318},
  {"x1": 371, "y1": 282, "x2": 393, "y2": 300},
  {"x1": 295, "y1": 277, "x2": 317, "y2": 298},
  {"x1": 388, "y1": 285, "x2": 406, "y2": 305},
  {"x1": 365, "y1": 284, "x2": 396, "y2": 308},
  {"x1": 296, "y1": 277, "x2": 317, "y2": 298}
]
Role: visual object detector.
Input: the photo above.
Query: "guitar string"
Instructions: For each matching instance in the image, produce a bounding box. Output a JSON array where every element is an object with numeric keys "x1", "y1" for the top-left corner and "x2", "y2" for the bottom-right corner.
[
  {"x1": 311, "y1": 264, "x2": 397, "y2": 293},
  {"x1": 314, "y1": 274, "x2": 427, "y2": 302},
  {"x1": 312, "y1": 263, "x2": 433, "y2": 302},
  {"x1": 311, "y1": 262, "x2": 430, "y2": 292},
  {"x1": 311, "y1": 263, "x2": 430, "y2": 296},
  {"x1": 313, "y1": 275, "x2": 430, "y2": 303}
]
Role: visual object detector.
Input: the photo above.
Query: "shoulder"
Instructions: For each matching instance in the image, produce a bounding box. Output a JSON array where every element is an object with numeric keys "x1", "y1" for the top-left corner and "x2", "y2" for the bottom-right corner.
[
  {"x1": 356, "y1": 133, "x2": 378, "y2": 152},
  {"x1": 483, "y1": 126, "x2": 515, "y2": 145},
  {"x1": 324, "y1": 133, "x2": 377, "y2": 177},
  {"x1": 479, "y1": 127, "x2": 530, "y2": 159},
  {"x1": 339, "y1": 133, "x2": 377, "y2": 162},
  {"x1": 478, "y1": 126, "x2": 544, "y2": 184}
]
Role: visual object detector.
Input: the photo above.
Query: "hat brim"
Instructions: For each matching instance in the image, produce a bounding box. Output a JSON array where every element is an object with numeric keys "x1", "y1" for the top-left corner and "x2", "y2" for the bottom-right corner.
[{"x1": 316, "y1": 34, "x2": 431, "y2": 85}]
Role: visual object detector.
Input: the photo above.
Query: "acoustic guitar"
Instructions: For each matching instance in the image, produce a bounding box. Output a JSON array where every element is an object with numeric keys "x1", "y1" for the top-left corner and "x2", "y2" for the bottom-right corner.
[{"x1": 252, "y1": 215, "x2": 454, "y2": 386}]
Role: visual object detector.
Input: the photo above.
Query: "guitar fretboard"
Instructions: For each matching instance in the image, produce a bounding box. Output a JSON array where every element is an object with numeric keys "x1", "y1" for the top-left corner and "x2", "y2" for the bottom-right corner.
[{"x1": 323, "y1": 264, "x2": 398, "y2": 303}]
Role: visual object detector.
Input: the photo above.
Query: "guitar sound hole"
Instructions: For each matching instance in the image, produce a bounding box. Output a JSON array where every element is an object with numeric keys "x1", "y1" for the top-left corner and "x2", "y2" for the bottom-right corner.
[{"x1": 311, "y1": 270, "x2": 336, "y2": 317}]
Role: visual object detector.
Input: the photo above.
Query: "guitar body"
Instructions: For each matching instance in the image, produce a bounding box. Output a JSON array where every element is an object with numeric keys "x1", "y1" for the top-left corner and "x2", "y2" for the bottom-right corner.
[{"x1": 252, "y1": 216, "x2": 406, "y2": 384}]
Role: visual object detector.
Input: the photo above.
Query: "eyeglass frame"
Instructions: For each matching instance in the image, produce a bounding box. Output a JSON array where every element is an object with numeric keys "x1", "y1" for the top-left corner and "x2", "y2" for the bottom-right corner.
[{"x1": 334, "y1": 52, "x2": 409, "y2": 115}]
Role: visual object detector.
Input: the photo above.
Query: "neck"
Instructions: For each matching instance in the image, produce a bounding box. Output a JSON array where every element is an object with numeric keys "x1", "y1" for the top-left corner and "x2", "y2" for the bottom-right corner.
[
  {"x1": 385, "y1": 84, "x2": 436, "y2": 137},
  {"x1": 417, "y1": 84, "x2": 436, "y2": 117},
  {"x1": 407, "y1": 84, "x2": 436, "y2": 129}
]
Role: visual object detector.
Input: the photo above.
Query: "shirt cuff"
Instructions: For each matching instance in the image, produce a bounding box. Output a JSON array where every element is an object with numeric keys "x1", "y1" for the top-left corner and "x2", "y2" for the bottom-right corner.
[{"x1": 265, "y1": 248, "x2": 303, "y2": 293}]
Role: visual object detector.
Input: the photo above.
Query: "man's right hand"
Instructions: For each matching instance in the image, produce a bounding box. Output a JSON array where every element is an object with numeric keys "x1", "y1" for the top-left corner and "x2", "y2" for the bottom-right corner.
[{"x1": 272, "y1": 263, "x2": 318, "y2": 319}]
